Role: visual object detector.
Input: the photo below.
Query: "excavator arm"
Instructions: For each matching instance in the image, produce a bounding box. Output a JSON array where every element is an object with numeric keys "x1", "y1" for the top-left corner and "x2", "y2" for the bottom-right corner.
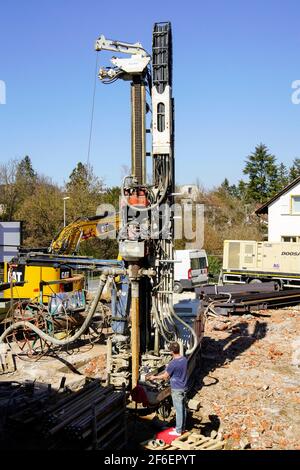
[{"x1": 49, "y1": 213, "x2": 120, "y2": 255}]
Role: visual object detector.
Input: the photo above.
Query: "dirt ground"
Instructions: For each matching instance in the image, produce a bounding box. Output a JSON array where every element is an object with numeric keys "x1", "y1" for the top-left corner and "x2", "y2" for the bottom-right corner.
[{"x1": 190, "y1": 306, "x2": 300, "y2": 450}]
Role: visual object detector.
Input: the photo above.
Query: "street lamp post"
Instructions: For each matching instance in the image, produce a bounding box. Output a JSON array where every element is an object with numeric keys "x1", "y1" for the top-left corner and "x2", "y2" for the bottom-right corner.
[{"x1": 63, "y1": 197, "x2": 70, "y2": 227}]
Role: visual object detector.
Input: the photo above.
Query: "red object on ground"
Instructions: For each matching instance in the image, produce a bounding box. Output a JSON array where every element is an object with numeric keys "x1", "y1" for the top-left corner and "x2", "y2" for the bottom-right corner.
[
  {"x1": 131, "y1": 385, "x2": 149, "y2": 406},
  {"x1": 155, "y1": 427, "x2": 178, "y2": 444}
]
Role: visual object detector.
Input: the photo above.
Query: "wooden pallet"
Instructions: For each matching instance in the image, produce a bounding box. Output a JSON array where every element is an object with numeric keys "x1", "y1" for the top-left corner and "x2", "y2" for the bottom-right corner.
[
  {"x1": 142, "y1": 441, "x2": 171, "y2": 450},
  {"x1": 141, "y1": 431, "x2": 225, "y2": 451},
  {"x1": 169, "y1": 432, "x2": 225, "y2": 450}
]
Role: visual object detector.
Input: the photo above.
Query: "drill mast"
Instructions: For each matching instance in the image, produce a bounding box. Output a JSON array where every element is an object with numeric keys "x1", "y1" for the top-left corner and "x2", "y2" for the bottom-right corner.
[{"x1": 96, "y1": 23, "x2": 184, "y2": 396}]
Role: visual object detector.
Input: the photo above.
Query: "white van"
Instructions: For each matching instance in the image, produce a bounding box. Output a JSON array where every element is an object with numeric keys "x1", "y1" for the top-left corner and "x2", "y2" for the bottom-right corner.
[{"x1": 174, "y1": 249, "x2": 208, "y2": 293}]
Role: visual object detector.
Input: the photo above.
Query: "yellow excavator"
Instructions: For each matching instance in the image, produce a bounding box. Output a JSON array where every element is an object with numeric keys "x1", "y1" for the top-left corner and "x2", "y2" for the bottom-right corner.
[
  {"x1": 49, "y1": 213, "x2": 120, "y2": 255},
  {"x1": 2, "y1": 213, "x2": 120, "y2": 302}
]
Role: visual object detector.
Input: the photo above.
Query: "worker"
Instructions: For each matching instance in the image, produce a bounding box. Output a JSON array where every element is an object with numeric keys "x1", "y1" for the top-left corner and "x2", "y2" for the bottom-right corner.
[{"x1": 147, "y1": 341, "x2": 188, "y2": 436}]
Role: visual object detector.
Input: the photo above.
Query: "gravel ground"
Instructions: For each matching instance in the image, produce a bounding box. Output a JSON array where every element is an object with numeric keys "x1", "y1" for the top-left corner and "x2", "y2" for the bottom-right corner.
[{"x1": 190, "y1": 306, "x2": 300, "y2": 450}]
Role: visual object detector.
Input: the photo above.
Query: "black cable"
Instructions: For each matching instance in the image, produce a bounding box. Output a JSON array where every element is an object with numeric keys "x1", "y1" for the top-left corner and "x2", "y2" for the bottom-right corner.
[{"x1": 87, "y1": 53, "x2": 99, "y2": 166}]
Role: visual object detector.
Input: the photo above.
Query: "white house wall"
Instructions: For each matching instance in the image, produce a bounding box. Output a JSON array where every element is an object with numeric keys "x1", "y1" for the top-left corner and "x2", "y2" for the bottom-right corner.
[{"x1": 268, "y1": 181, "x2": 300, "y2": 241}]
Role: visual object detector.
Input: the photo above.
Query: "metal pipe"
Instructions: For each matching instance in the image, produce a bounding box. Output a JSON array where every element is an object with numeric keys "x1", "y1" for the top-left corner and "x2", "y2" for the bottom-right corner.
[
  {"x1": 154, "y1": 324, "x2": 159, "y2": 355},
  {"x1": 131, "y1": 280, "x2": 140, "y2": 389},
  {"x1": 106, "y1": 336, "x2": 112, "y2": 386}
]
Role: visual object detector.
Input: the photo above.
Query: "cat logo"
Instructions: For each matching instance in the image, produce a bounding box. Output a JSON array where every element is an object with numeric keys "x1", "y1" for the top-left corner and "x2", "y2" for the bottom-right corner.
[
  {"x1": 60, "y1": 269, "x2": 71, "y2": 279},
  {"x1": 7, "y1": 265, "x2": 25, "y2": 283}
]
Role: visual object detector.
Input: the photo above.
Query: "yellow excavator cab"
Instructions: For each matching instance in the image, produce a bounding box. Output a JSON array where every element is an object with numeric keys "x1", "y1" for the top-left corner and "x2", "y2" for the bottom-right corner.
[{"x1": 3, "y1": 212, "x2": 120, "y2": 303}]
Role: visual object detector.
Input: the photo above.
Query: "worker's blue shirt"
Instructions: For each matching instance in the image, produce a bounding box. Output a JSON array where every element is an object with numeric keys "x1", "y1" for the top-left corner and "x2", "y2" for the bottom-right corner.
[{"x1": 166, "y1": 356, "x2": 188, "y2": 390}]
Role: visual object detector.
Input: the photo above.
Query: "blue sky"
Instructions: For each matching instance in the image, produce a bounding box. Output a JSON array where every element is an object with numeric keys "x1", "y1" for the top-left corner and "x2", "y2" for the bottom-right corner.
[{"x1": 0, "y1": 0, "x2": 300, "y2": 190}]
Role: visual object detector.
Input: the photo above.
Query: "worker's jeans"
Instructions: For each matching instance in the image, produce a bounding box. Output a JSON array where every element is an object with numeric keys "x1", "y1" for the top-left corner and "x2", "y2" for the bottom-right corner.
[{"x1": 171, "y1": 389, "x2": 187, "y2": 433}]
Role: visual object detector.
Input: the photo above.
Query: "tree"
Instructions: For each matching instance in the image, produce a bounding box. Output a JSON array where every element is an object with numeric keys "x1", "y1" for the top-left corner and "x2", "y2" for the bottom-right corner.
[
  {"x1": 0, "y1": 159, "x2": 19, "y2": 220},
  {"x1": 77, "y1": 186, "x2": 121, "y2": 259},
  {"x1": 78, "y1": 238, "x2": 118, "y2": 260},
  {"x1": 0, "y1": 157, "x2": 38, "y2": 221},
  {"x1": 100, "y1": 186, "x2": 121, "y2": 209},
  {"x1": 289, "y1": 158, "x2": 300, "y2": 181},
  {"x1": 220, "y1": 178, "x2": 238, "y2": 198},
  {"x1": 16, "y1": 177, "x2": 64, "y2": 247},
  {"x1": 66, "y1": 162, "x2": 90, "y2": 190},
  {"x1": 16, "y1": 156, "x2": 36, "y2": 180},
  {"x1": 65, "y1": 162, "x2": 104, "y2": 221},
  {"x1": 221, "y1": 178, "x2": 230, "y2": 191},
  {"x1": 16, "y1": 156, "x2": 38, "y2": 204},
  {"x1": 236, "y1": 180, "x2": 248, "y2": 200},
  {"x1": 63, "y1": 163, "x2": 121, "y2": 258},
  {"x1": 277, "y1": 162, "x2": 289, "y2": 189},
  {"x1": 243, "y1": 144, "x2": 280, "y2": 202}
]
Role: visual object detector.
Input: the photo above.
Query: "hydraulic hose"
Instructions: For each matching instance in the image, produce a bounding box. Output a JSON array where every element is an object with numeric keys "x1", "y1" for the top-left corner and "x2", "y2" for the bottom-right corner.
[
  {"x1": 152, "y1": 300, "x2": 174, "y2": 343},
  {"x1": 156, "y1": 294, "x2": 175, "y2": 334},
  {"x1": 0, "y1": 274, "x2": 109, "y2": 347}
]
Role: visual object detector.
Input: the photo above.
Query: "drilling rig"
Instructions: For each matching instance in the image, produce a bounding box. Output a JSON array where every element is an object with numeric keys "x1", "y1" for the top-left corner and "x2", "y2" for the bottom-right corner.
[
  {"x1": 95, "y1": 22, "x2": 203, "y2": 404},
  {"x1": 1, "y1": 23, "x2": 204, "y2": 404}
]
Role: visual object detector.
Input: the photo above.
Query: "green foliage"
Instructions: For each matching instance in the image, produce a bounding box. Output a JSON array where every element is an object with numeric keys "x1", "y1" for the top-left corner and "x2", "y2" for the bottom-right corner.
[
  {"x1": 100, "y1": 186, "x2": 121, "y2": 209},
  {"x1": 207, "y1": 255, "x2": 222, "y2": 278},
  {"x1": 16, "y1": 177, "x2": 63, "y2": 247},
  {"x1": 0, "y1": 145, "x2": 298, "y2": 261},
  {"x1": 16, "y1": 156, "x2": 37, "y2": 180},
  {"x1": 277, "y1": 162, "x2": 289, "y2": 189},
  {"x1": 220, "y1": 178, "x2": 230, "y2": 192},
  {"x1": 220, "y1": 178, "x2": 238, "y2": 197},
  {"x1": 0, "y1": 156, "x2": 37, "y2": 221},
  {"x1": 221, "y1": 147, "x2": 299, "y2": 205},
  {"x1": 65, "y1": 162, "x2": 104, "y2": 222},
  {"x1": 289, "y1": 158, "x2": 300, "y2": 181},
  {"x1": 203, "y1": 185, "x2": 264, "y2": 255},
  {"x1": 243, "y1": 144, "x2": 280, "y2": 202},
  {"x1": 66, "y1": 162, "x2": 89, "y2": 189},
  {"x1": 78, "y1": 238, "x2": 118, "y2": 260}
]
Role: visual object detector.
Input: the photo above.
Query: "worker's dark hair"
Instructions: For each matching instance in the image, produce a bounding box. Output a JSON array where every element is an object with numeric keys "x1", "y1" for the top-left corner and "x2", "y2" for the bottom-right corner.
[{"x1": 169, "y1": 341, "x2": 180, "y2": 354}]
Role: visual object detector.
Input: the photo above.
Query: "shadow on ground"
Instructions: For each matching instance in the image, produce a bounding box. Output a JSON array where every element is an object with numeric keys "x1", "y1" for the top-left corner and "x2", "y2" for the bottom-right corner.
[{"x1": 188, "y1": 320, "x2": 268, "y2": 399}]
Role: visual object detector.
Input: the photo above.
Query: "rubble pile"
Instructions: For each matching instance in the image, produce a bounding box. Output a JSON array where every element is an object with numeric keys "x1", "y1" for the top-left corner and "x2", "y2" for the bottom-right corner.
[{"x1": 194, "y1": 307, "x2": 300, "y2": 450}]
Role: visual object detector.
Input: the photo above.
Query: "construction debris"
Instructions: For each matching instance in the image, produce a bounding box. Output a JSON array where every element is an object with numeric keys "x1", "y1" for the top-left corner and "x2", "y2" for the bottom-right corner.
[
  {"x1": 187, "y1": 398, "x2": 201, "y2": 411},
  {"x1": 194, "y1": 306, "x2": 300, "y2": 450}
]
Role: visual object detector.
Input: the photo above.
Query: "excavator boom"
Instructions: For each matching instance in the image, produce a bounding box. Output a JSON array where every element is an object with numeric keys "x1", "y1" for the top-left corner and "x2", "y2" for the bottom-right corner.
[{"x1": 49, "y1": 213, "x2": 120, "y2": 254}]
